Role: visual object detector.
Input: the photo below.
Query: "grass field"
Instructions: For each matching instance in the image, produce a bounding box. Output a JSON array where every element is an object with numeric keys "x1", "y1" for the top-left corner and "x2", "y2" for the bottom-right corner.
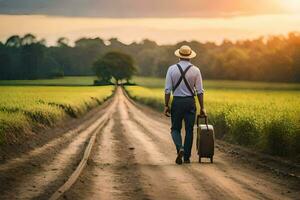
[
  {"x1": 133, "y1": 76, "x2": 300, "y2": 90},
  {"x1": 0, "y1": 76, "x2": 97, "y2": 86},
  {"x1": 0, "y1": 86, "x2": 114, "y2": 144},
  {"x1": 1, "y1": 76, "x2": 300, "y2": 90},
  {"x1": 1, "y1": 76, "x2": 299, "y2": 157},
  {"x1": 126, "y1": 78, "x2": 300, "y2": 157}
]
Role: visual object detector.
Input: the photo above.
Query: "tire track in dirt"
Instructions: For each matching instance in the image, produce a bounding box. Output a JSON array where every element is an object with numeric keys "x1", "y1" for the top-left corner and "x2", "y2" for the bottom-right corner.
[
  {"x1": 62, "y1": 119, "x2": 120, "y2": 200},
  {"x1": 63, "y1": 91, "x2": 150, "y2": 200},
  {"x1": 127, "y1": 111, "x2": 268, "y2": 200},
  {"x1": 123, "y1": 106, "x2": 234, "y2": 199},
  {"x1": 66, "y1": 88, "x2": 208, "y2": 200},
  {"x1": 118, "y1": 92, "x2": 214, "y2": 200}
]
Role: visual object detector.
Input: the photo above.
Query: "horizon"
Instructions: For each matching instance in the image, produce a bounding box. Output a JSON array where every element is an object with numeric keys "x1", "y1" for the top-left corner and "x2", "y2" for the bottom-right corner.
[
  {"x1": 0, "y1": 0, "x2": 300, "y2": 45},
  {"x1": 1, "y1": 14, "x2": 300, "y2": 46}
]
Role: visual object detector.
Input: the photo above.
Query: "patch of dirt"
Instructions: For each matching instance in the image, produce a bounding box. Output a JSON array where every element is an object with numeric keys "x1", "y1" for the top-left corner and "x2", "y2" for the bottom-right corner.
[{"x1": 63, "y1": 99, "x2": 150, "y2": 200}]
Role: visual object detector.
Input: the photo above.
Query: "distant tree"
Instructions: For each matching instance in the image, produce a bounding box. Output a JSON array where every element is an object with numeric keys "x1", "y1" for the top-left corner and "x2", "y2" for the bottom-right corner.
[
  {"x1": 75, "y1": 37, "x2": 104, "y2": 48},
  {"x1": 155, "y1": 59, "x2": 173, "y2": 77},
  {"x1": 93, "y1": 51, "x2": 136, "y2": 84},
  {"x1": 21, "y1": 34, "x2": 37, "y2": 46},
  {"x1": 92, "y1": 59, "x2": 113, "y2": 84},
  {"x1": 5, "y1": 35, "x2": 22, "y2": 47},
  {"x1": 57, "y1": 37, "x2": 70, "y2": 47},
  {"x1": 105, "y1": 51, "x2": 136, "y2": 83},
  {"x1": 217, "y1": 47, "x2": 250, "y2": 80},
  {"x1": 21, "y1": 43, "x2": 45, "y2": 79},
  {"x1": 40, "y1": 55, "x2": 64, "y2": 78},
  {"x1": 1, "y1": 32, "x2": 300, "y2": 82},
  {"x1": 19, "y1": 34, "x2": 46, "y2": 79},
  {"x1": 141, "y1": 39, "x2": 157, "y2": 49},
  {"x1": 0, "y1": 47, "x2": 11, "y2": 79},
  {"x1": 73, "y1": 37, "x2": 106, "y2": 75},
  {"x1": 136, "y1": 49, "x2": 158, "y2": 76},
  {"x1": 108, "y1": 38, "x2": 125, "y2": 50}
]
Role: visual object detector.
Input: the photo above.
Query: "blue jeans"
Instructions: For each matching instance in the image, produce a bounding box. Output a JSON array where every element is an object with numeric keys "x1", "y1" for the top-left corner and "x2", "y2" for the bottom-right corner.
[{"x1": 171, "y1": 97, "x2": 196, "y2": 160}]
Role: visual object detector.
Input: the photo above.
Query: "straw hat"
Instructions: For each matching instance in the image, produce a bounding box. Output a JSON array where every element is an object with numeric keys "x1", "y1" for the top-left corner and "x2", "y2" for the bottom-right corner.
[{"x1": 174, "y1": 45, "x2": 197, "y2": 59}]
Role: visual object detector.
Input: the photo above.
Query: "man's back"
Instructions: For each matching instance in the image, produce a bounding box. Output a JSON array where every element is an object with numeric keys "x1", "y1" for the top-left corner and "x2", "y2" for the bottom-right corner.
[
  {"x1": 165, "y1": 60, "x2": 204, "y2": 97},
  {"x1": 164, "y1": 45, "x2": 206, "y2": 165}
]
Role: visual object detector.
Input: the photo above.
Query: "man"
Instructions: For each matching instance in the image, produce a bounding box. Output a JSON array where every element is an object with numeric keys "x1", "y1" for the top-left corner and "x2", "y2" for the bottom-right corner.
[{"x1": 164, "y1": 45, "x2": 206, "y2": 165}]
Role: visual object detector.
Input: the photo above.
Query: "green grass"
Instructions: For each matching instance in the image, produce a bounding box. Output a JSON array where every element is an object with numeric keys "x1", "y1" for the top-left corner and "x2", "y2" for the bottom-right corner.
[
  {"x1": 2, "y1": 75, "x2": 299, "y2": 90},
  {"x1": 0, "y1": 76, "x2": 97, "y2": 86},
  {"x1": 126, "y1": 82, "x2": 300, "y2": 158},
  {"x1": 0, "y1": 86, "x2": 114, "y2": 144},
  {"x1": 132, "y1": 76, "x2": 300, "y2": 90}
]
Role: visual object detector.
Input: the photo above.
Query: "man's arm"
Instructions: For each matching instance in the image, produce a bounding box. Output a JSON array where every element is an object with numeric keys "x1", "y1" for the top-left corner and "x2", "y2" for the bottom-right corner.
[
  {"x1": 195, "y1": 68, "x2": 207, "y2": 116},
  {"x1": 164, "y1": 67, "x2": 172, "y2": 116},
  {"x1": 197, "y1": 93, "x2": 206, "y2": 117},
  {"x1": 164, "y1": 93, "x2": 171, "y2": 116},
  {"x1": 165, "y1": 93, "x2": 171, "y2": 107}
]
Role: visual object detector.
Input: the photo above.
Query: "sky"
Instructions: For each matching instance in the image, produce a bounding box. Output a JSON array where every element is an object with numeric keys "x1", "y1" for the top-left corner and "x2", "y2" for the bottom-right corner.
[
  {"x1": 0, "y1": 0, "x2": 299, "y2": 17},
  {"x1": 0, "y1": 0, "x2": 299, "y2": 45}
]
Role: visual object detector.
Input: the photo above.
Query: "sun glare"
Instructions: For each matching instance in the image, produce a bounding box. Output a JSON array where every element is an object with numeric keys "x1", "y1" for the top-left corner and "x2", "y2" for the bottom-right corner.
[{"x1": 280, "y1": 0, "x2": 300, "y2": 12}]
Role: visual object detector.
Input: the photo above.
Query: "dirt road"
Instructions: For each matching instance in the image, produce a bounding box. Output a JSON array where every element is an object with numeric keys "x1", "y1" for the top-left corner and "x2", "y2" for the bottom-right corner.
[{"x1": 0, "y1": 88, "x2": 299, "y2": 200}]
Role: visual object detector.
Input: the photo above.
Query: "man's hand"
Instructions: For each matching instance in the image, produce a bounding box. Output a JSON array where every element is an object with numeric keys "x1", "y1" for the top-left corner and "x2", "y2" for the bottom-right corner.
[
  {"x1": 164, "y1": 106, "x2": 171, "y2": 117},
  {"x1": 200, "y1": 108, "x2": 207, "y2": 117}
]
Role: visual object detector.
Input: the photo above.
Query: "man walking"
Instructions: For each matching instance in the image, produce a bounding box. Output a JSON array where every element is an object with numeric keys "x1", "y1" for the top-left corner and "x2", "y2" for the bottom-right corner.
[{"x1": 164, "y1": 45, "x2": 206, "y2": 165}]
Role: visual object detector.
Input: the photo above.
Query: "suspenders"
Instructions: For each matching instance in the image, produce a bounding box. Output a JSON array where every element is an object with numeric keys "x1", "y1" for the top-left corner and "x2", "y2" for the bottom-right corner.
[{"x1": 173, "y1": 64, "x2": 195, "y2": 96}]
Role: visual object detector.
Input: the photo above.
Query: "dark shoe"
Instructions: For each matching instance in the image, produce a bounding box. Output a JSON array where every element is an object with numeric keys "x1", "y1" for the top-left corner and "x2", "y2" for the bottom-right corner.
[
  {"x1": 184, "y1": 159, "x2": 191, "y2": 164},
  {"x1": 175, "y1": 149, "x2": 184, "y2": 165}
]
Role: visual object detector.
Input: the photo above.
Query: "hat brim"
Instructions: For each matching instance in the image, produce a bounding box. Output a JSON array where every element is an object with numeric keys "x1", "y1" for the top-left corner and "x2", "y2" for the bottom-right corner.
[{"x1": 174, "y1": 49, "x2": 197, "y2": 59}]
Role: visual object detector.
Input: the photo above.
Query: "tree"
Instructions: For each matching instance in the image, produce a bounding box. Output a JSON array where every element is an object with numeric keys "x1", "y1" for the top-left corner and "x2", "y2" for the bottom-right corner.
[
  {"x1": 5, "y1": 35, "x2": 22, "y2": 47},
  {"x1": 92, "y1": 59, "x2": 113, "y2": 84},
  {"x1": 57, "y1": 37, "x2": 70, "y2": 47},
  {"x1": 155, "y1": 59, "x2": 173, "y2": 77},
  {"x1": 73, "y1": 37, "x2": 106, "y2": 75},
  {"x1": 93, "y1": 51, "x2": 136, "y2": 84},
  {"x1": 21, "y1": 43, "x2": 45, "y2": 79},
  {"x1": 105, "y1": 52, "x2": 136, "y2": 83},
  {"x1": 21, "y1": 34, "x2": 37, "y2": 46},
  {"x1": 0, "y1": 47, "x2": 11, "y2": 79}
]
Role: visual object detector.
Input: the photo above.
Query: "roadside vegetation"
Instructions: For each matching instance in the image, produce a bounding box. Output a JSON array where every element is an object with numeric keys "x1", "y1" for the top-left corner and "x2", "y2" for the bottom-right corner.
[
  {"x1": 126, "y1": 79, "x2": 300, "y2": 158},
  {"x1": 0, "y1": 86, "x2": 114, "y2": 144}
]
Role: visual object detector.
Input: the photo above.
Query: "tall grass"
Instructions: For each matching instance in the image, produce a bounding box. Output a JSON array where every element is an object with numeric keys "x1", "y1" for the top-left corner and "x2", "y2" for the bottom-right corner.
[
  {"x1": 0, "y1": 76, "x2": 97, "y2": 86},
  {"x1": 126, "y1": 85, "x2": 300, "y2": 157},
  {"x1": 0, "y1": 86, "x2": 114, "y2": 144}
]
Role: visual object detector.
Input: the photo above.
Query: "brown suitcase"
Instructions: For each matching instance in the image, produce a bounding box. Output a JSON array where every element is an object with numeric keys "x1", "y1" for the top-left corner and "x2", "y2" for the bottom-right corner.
[{"x1": 196, "y1": 115, "x2": 215, "y2": 163}]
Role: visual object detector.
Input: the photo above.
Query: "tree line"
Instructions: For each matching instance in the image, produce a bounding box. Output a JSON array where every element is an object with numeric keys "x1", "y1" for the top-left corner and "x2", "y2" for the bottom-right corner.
[{"x1": 0, "y1": 32, "x2": 299, "y2": 82}]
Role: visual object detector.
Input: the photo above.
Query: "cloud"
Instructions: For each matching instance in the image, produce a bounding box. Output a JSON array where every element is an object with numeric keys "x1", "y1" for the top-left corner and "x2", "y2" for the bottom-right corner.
[{"x1": 0, "y1": 0, "x2": 285, "y2": 18}]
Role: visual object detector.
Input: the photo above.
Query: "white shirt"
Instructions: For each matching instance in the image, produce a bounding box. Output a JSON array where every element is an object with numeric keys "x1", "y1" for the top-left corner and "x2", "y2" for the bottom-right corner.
[{"x1": 165, "y1": 60, "x2": 204, "y2": 96}]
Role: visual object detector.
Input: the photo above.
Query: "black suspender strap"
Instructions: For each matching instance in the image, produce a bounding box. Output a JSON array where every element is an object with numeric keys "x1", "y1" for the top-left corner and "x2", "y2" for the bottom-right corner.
[{"x1": 173, "y1": 64, "x2": 195, "y2": 96}]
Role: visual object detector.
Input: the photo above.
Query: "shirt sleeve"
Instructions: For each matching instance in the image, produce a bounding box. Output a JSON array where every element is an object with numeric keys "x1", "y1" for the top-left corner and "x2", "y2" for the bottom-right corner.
[
  {"x1": 195, "y1": 68, "x2": 204, "y2": 94},
  {"x1": 165, "y1": 67, "x2": 172, "y2": 94}
]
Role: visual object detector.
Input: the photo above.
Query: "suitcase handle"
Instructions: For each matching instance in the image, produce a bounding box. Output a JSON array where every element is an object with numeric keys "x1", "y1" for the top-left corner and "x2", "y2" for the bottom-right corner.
[{"x1": 197, "y1": 114, "x2": 209, "y2": 130}]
